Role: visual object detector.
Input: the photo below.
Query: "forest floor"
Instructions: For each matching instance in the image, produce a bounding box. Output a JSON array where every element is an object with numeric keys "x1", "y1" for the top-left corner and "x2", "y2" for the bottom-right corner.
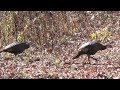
[{"x1": 0, "y1": 32, "x2": 120, "y2": 79}]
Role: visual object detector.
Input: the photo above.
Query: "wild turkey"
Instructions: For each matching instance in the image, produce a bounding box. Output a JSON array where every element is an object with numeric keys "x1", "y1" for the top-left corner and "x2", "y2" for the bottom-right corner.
[
  {"x1": 72, "y1": 41, "x2": 112, "y2": 64},
  {"x1": 0, "y1": 41, "x2": 30, "y2": 56}
]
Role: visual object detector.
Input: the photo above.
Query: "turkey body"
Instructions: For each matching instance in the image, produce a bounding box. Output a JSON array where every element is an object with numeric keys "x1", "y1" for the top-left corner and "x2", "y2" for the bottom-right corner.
[
  {"x1": 81, "y1": 41, "x2": 106, "y2": 55},
  {"x1": 0, "y1": 41, "x2": 30, "y2": 56},
  {"x1": 72, "y1": 41, "x2": 110, "y2": 64}
]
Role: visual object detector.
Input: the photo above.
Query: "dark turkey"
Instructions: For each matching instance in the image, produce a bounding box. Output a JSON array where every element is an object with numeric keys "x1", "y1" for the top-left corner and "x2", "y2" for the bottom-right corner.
[
  {"x1": 0, "y1": 41, "x2": 30, "y2": 56},
  {"x1": 72, "y1": 41, "x2": 112, "y2": 64}
]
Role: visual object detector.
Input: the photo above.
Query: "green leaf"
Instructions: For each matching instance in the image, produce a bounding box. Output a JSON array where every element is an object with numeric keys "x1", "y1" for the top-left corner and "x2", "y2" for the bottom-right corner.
[{"x1": 90, "y1": 33, "x2": 97, "y2": 39}]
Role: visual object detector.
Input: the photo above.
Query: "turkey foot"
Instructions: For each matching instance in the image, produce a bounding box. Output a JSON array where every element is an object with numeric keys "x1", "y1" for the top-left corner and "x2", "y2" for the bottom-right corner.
[
  {"x1": 82, "y1": 55, "x2": 91, "y2": 65},
  {"x1": 82, "y1": 55, "x2": 98, "y2": 65},
  {"x1": 90, "y1": 56, "x2": 99, "y2": 65}
]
